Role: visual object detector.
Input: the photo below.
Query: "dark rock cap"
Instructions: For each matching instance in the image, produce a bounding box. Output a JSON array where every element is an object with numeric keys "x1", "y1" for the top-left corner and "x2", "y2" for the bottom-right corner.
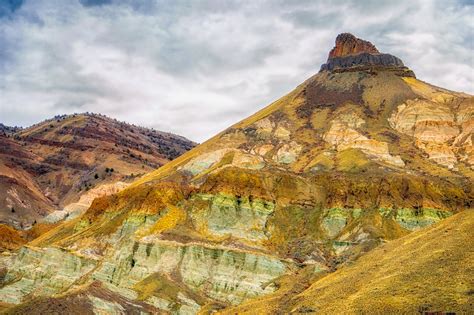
[{"x1": 320, "y1": 33, "x2": 415, "y2": 77}]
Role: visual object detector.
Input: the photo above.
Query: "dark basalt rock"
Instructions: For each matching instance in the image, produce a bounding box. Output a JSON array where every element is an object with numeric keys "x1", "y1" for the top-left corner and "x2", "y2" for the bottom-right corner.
[{"x1": 321, "y1": 52, "x2": 404, "y2": 71}]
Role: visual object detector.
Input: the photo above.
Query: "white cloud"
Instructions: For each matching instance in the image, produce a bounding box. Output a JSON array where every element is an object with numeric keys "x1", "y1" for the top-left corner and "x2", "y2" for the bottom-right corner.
[{"x1": 0, "y1": 0, "x2": 472, "y2": 142}]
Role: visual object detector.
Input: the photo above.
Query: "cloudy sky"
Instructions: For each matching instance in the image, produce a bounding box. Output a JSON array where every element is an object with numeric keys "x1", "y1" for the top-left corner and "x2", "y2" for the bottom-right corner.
[{"x1": 0, "y1": 0, "x2": 472, "y2": 142}]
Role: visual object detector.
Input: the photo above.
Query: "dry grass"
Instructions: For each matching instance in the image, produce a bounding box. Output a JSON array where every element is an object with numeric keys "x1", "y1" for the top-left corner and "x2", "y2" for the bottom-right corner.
[
  {"x1": 0, "y1": 224, "x2": 25, "y2": 251},
  {"x1": 222, "y1": 210, "x2": 474, "y2": 314}
]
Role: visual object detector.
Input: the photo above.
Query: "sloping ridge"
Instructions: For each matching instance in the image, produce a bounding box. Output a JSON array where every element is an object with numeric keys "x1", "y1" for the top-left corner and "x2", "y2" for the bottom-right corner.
[
  {"x1": 0, "y1": 112, "x2": 196, "y2": 231},
  {"x1": 221, "y1": 210, "x2": 474, "y2": 314}
]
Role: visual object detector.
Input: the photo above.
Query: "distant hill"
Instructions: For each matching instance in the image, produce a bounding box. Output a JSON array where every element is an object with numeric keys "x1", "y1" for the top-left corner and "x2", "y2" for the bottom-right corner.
[{"x1": 0, "y1": 113, "x2": 196, "y2": 230}]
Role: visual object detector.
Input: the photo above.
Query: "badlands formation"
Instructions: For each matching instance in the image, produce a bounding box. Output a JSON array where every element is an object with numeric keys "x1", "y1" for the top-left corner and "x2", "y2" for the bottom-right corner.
[
  {"x1": 0, "y1": 113, "x2": 196, "y2": 249},
  {"x1": 0, "y1": 34, "x2": 472, "y2": 314}
]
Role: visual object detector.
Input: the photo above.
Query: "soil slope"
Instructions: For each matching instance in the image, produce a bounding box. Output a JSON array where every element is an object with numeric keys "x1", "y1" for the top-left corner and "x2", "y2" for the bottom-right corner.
[{"x1": 0, "y1": 113, "x2": 195, "y2": 234}]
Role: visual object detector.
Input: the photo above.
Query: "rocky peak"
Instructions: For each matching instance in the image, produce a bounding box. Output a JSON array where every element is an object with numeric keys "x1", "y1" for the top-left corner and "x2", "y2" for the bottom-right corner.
[
  {"x1": 320, "y1": 33, "x2": 415, "y2": 77},
  {"x1": 328, "y1": 33, "x2": 379, "y2": 58}
]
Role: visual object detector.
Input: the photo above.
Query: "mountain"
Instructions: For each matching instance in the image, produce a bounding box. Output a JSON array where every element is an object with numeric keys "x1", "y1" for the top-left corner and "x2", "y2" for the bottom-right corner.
[
  {"x1": 0, "y1": 33, "x2": 472, "y2": 314},
  {"x1": 0, "y1": 113, "x2": 196, "y2": 241}
]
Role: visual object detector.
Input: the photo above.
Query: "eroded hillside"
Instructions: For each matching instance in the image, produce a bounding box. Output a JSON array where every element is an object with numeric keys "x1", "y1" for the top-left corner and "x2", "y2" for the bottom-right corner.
[
  {"x1": 0, "y1": 33, "x2": 472, "y2": 314},
  {"x1": 0, "y1": 113, "x2": 196, "y2": 242}
]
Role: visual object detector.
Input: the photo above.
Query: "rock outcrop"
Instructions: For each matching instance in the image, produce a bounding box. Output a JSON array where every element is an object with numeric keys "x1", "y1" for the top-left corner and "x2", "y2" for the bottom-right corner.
[
  {"x1": 389, "y1": 77, "x2": 473, "y2": 169},
  {"x1": 320, "y1": 33, "x2": 414, "y2": 77},
  {"x1": 42, "y1": 181, "x2": 130, "y2": 224},
  {"x1": 328, "y1": 33, "x2": 379, "y2": 58}
]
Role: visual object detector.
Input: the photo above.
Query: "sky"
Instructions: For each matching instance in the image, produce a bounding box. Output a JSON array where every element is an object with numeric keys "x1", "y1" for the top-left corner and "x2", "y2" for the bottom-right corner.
[{"x1": 0, "y1": 0, "x2": 472, "y2": 142}]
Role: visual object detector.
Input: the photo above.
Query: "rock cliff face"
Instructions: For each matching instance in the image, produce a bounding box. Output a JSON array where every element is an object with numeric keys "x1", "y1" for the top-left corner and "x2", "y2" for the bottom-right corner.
[
  {"x1": 1, "y1": 34, "x2": 472, "y2": 314},
  {"x1": 328, "y1": 33, "x2": 379, "y2": 58}
]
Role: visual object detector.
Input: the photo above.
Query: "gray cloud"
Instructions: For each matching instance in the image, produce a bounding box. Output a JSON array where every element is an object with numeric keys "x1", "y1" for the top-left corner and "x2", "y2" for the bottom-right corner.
[
  {"x1": 79, "y1": 0, "x2": 112, "y2": 7},
  {"x1": 0, "y1": 0, "x2": 472, "y2": 142}
]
